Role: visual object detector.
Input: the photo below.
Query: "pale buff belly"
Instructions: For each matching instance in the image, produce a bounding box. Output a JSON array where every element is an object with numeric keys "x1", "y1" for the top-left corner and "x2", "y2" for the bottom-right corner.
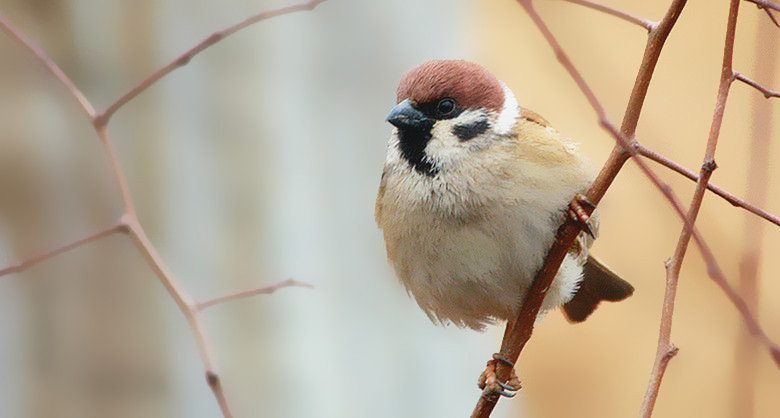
[{"x1": 385, "y1": 207, "x2": 583, "y2": 330}]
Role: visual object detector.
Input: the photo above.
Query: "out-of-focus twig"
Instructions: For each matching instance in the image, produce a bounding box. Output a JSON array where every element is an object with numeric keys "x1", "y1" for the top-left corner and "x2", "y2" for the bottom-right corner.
[
  {"x1": 0, "y1": 2, "x2": 327, "y2": 417},
  {"x1": 196, "y1": 279, "x2": 313, "y2": 311},
  {"x1": 731, "y1": 14, "x2": 778, "y2": 416},
  {"x1": 563, "y1": 0, "x2": 656, "y2": 31},
  {"x1": 734, "y1": 72, "x2": 780, "y2": 98},
  {"x1": 0, "y1": 224, "x2": 123, "y2": 277},
  {"x1": 0, "y1": 13, "x2": 96, "y2": 118}
]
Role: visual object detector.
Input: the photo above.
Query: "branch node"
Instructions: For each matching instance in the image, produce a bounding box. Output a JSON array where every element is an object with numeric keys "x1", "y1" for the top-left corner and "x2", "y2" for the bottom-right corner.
[
  {"x1": 91, "y1": 113, "x2": 109, "y2": 129},
  {"x1": 665, "y1": 345, "x2": 680, "y2": 359},
  {"x1": 206, "y1": 370, "x2": 221, "y2": 388},
  {"x1": 175, "y1": 55, "x2": 192, "y2": 67},
  {"x1": 206, "y1": 32, "x2": 224, "y2": 45},
  {"x1": 117, "y1": 219, "x2": 132, "y2": 234},
  {"x1": 702, "y1": 159, "x2": 718, "y2": 173},
  {"x1": 648, "y1": 21, "x2": 660, "y2": 32}
]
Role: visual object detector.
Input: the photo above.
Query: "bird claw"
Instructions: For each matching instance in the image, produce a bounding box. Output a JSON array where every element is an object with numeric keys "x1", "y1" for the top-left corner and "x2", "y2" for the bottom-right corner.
[
  {"x1": 568, "y1": 193, "x2": 595, "y2": 238},
  {"x1": 477, "y1": 354, "x2": 522, "y2": 398}
]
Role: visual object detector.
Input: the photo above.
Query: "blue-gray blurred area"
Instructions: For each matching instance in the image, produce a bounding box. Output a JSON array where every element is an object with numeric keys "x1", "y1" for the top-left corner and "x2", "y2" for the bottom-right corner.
[{"x1": 0, "y1": 0, "x2": 512, "y2": 417}]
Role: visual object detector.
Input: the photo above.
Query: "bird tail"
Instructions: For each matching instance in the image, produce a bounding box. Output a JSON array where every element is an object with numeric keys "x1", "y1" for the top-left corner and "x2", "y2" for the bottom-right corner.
[{"x1": 563, "y1": 256, "x2": 634, "y2": 323}]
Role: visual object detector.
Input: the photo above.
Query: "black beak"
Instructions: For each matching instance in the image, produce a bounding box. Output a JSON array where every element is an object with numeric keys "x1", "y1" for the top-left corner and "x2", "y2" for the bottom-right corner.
[{"x1": 386, "y1": 100, "x2": 432, "y2": 130}]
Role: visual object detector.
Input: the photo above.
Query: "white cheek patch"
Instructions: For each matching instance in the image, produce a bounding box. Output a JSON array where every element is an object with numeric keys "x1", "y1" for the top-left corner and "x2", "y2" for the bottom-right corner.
[
  {"x1": 424, "y1": 110, "x2": 491, "y2": 169},
  {"x1": 494, "y1": 82, "x2": 519, "y2": 136},
  {"x1": 425, "y1": 120, "x2": 466, "y2": 169}
]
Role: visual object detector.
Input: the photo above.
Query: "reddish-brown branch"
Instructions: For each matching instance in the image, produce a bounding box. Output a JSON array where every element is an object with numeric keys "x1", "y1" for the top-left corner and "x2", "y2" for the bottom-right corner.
[
  {"x1": 635, "y1": 166, "x2": 780, "y2": 368},
  {"x1": 641, "y1": 1, "x2": 741, "y2": 416},
  {"x1": 563, "y1": 0, "x2": 656, "y2": 31},
  {"x1": 471, "y1": 1, "x2": 688, "y2": 416},
  {"x1": 0, "y1": 224, "x2": 123, "y2": 277},
  {"x1": 95, "y1": 0, "x2": 328, "y2": 126},
  {"x1": 635, "y1": 143, "x2": 780, "y2": 227},
  {"x1": 734, "y1": 72, "x2": 780, "y2": 98},
  {"x1": 0, "y1": 2, "x2": 326, "y2": 417},
  {"x1": 196, "y1": 279, "x2": 313, "y2": 311}
]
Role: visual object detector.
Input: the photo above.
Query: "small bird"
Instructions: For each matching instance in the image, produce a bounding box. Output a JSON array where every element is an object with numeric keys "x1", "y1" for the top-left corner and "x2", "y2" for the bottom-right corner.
[{"x1": 375, "y1": 60, "x2": 633, "y2": 332}]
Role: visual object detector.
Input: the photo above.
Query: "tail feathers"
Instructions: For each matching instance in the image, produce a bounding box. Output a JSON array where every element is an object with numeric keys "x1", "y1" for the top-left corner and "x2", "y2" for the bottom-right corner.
[{"x1": 563, "y1": 256, "x2": 634, "y2": 323}]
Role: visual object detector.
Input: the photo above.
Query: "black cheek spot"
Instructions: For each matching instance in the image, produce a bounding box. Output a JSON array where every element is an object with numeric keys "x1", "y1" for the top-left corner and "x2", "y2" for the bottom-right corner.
[{"x1": 452, "y1": 119, "x2": 490, "y2": 141}]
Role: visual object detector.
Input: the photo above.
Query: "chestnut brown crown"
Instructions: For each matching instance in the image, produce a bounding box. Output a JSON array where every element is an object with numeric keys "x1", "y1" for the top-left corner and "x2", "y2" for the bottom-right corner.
[{"x1": 396, "y1": 60, "x2": 505, "y2": 112}]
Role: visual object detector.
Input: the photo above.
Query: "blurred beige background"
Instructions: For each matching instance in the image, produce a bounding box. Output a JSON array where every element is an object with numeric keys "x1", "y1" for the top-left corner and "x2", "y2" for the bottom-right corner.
[{"x1": 0, "y1": 0, "x2": 778, "y2": 417}]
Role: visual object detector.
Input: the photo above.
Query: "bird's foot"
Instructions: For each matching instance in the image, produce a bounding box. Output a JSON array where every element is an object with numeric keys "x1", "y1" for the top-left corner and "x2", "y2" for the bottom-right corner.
[
  {"x1": 477, "y1": 353, "x2": 522, "y2": 398},
  {"x1": 568, "y1": 193, "x2": 596, "y2": 238}
]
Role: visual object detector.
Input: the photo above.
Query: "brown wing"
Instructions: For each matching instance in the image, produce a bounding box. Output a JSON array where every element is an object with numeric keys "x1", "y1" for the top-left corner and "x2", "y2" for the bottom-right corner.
[{"x1": 563, "y1": 256, "x2": 634, "y2": 323}]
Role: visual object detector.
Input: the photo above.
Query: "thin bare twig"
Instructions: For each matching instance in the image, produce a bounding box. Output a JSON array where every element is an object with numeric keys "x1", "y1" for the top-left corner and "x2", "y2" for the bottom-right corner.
[
  {"x1": 641, "y1": 1, "x2": 741, "y2": 416},
  {"x1": 563, "y1": 0, "x2": 656, "y2": 31},
  {"x1": 0, "y1": 2, "x2": 327, "y2": 417},
  {"x1": 0, "y1": 13, "x2": 96, "y2": 118},
  {"x1": 0, "y1": 224, "x2": 123, "y2": 277},
  {"x1": 95, "y1": 0, "x2": 328, "y2": 126},
  {"x1": 734, "y1": 72, "x2": 780, "y2": 98},
  {"x1": 635, "y1": 143, "x2": 780, "y2": 227},
  {"x1": 196, "y1": 279, "x2": 313, "y2": 311}
]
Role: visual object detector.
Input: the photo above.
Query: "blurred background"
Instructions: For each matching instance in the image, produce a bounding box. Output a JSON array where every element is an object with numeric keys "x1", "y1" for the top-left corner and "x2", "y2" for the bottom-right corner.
[{"x1": 0, "y1": 0, "x2": 778, "y2": 417}]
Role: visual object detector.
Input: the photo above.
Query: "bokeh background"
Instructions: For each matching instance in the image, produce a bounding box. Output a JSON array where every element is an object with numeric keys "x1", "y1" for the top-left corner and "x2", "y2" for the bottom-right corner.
[{"x1": 0, "y1": 0, "x2": 778, "y2": 417}]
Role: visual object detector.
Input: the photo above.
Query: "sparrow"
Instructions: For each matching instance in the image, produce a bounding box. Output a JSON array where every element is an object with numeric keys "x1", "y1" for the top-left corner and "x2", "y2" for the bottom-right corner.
[{"x1": 375, "y1": 60, "x2": 633, "y2": 332}]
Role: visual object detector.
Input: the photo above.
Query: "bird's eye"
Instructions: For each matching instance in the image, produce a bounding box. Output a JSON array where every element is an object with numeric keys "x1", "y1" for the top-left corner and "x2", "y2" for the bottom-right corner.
[{"x1": 436, "y1": 98, "x2": 456, "y2": 116}]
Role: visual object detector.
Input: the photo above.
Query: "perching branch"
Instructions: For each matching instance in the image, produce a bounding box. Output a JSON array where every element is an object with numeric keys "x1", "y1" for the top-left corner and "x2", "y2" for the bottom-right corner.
[{"x1": 0, "y1": 2, "x2": 326, "y2": 417}]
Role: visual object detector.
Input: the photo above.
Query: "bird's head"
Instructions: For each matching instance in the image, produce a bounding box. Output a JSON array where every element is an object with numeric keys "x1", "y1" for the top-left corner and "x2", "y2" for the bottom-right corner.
[{"x1": 386, "y1": 60, "x2": 519, "y2": 177}]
